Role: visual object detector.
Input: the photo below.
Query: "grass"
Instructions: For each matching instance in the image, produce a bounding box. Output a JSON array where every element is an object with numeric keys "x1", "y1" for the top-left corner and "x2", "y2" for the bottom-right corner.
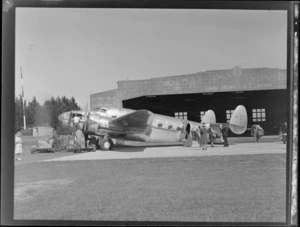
[{"x1": 14, "y1": 153, "x2": 286, "y2": 222}]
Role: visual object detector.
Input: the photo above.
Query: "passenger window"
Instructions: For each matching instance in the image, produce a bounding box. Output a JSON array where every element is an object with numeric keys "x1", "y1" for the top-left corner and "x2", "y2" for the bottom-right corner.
[
  {"x1": 158, "y1": 123, "x2": 163, "y2": 128},
  {"x1": 168, "y1": 125, "x2": 173, "y2": 130}
]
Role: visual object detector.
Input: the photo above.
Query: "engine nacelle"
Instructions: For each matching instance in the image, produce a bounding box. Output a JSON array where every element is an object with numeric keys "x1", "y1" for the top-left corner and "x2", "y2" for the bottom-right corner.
[
  {"x1": 98, "y1": 118, "x2": 109, "y2": 128},
  {"x1": 116, "y1": 138, "x2": 126, "y2": 146}
]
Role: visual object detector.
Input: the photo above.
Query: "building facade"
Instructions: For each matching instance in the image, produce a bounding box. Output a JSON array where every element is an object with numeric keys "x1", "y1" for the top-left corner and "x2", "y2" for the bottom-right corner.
[{"x1": 91, "y1": 67, "x2": 287, "y2": 135}]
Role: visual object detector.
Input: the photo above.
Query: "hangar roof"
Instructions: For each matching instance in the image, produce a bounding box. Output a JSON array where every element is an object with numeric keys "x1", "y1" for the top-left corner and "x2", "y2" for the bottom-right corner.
[{"x1": 90, "y1": 67, "x2": 286, "y2": 108}]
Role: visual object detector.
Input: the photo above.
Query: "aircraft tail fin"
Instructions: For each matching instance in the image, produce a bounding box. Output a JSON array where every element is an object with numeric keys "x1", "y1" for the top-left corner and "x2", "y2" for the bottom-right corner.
[
  {"x1": 201, "y1": 110, "x2": 216, "y2": 124},
  {"x1": 229, "y1": 105, "x2": 248, "y2": 134}
]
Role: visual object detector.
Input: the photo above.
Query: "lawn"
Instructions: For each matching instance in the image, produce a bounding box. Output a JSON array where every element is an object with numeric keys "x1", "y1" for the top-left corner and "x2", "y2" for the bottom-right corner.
[{"x1": 14, "y1": 153, "x2": 286, "y2": 223}]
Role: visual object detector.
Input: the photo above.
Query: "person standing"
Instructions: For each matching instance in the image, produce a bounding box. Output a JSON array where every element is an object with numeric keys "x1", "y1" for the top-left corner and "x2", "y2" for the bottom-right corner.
[
  {"x1": 220, "y1": 124, "x2": 229, "y2": 147},
  {"x1": 207, "y1": 126, "x2": 214, "y2": 147},
  {"x1": 15, "y1": 131, "x2": 23, "y2": 161},
  {"x1": 200, "y1": 123, "x2": 208, "y2": 150},
  {"x1": 52, "y1": 128, "x2": 60, "y2": 151},
  {"x1": 196, "y1": 126, "x2": 202, "y2": 148},
  {"x1": 72, "y1": 114, "x2": 80, "y2": 131},
  {"x1": 251, "y1": 124, "x2": 259, "y2": 142},
  {"x1": 75, "y1": 128, "x2": 85, "y2": 152}
]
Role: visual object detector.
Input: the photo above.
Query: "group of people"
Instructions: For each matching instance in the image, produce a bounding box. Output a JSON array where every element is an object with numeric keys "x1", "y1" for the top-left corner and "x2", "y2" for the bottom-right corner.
[{"x1": 195, "y1": 123, "x2": 229, "y2": 150}]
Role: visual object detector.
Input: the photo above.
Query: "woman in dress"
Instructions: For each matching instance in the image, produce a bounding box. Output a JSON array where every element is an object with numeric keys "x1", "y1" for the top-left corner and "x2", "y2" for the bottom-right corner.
[
  {"x1": 15, "y1": 131, "x2": 23, "y2": 161},
  {"x1": 200, "y1": 123, "x2": 208, "y2": 150},
  {"x1": 196, "y1": 126, "x2": 202, "y2": 148}
]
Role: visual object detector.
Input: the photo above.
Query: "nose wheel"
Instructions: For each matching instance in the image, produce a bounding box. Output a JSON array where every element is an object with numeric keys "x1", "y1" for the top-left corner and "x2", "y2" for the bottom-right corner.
[{"x1": 99, "y1": 137, "x2": 114, "y2": 151}]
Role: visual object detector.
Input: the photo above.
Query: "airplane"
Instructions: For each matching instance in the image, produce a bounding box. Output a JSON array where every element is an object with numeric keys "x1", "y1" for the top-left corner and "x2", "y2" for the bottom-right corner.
[{"x1": 58, "y1": 105, "x2": 248, "y2": 151}]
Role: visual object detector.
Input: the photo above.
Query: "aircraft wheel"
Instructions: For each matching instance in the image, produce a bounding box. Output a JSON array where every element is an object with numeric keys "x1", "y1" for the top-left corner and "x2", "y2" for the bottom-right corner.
[
  {"x1": 90, "y1": 143, "x2": 97, "y2": 151},
  {"x1": 99, "y1": 137, "x2": 114, "y2": 151}
]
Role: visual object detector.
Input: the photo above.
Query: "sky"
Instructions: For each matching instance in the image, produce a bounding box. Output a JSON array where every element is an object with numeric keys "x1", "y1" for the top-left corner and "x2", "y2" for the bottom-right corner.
[{"x1": 15, "y1": 8, "x2": 287, "y2": 108}]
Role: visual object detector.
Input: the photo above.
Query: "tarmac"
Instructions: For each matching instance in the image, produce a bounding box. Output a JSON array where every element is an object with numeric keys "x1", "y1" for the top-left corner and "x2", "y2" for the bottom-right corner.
[{"x1": 42, "y1": 136, "x2": 286, "y2": 162}]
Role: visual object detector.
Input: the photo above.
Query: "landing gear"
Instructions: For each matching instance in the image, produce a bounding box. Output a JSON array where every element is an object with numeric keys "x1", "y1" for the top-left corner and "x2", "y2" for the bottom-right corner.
[
  {"x1": 88, "y1": 136, "x2": 115, "y2": 151},
  {"x1": 99, "y1": 137, "x2": 114, "y2": 151}
]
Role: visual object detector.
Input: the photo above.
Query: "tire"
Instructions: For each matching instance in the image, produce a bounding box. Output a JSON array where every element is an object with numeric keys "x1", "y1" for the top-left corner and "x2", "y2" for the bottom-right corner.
[
  {"x1": 90, "y1": 143, "x2": 97, "y2": 151},
  {"x1": 30, "y1": 146, "x2": 37, "y2": 154},
  {"x1": 99, "y1": 137, "x2": 114, "y2": 151}
]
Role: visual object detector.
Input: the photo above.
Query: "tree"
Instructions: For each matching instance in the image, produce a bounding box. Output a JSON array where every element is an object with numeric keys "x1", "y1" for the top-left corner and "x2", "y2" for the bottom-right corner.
[
  {"x1": 43, "y1": 96, "x2": 81, "y2": 128},
  {"x1": 15, "y1": 95, "x2": 81, "y2": 131},
  {"x1": 15, "y1": 95, "x2": 23, "y2": 132},
  {"x1": 25, "y1": 96, "x2": 42, "y2": 127}
]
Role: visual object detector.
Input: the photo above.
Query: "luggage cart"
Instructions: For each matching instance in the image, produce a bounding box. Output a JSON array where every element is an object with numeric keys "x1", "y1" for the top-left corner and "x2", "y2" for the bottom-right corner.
[{"x1": 30, "y1": 138, "x2": 96, "y2": 154}]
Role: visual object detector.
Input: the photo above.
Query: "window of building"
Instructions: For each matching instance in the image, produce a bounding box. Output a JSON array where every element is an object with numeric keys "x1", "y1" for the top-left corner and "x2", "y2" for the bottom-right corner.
[
  {"x1": 200, "y1": 111, "x2": 206, "y2": 121},
  {"x1": 175, "y1": 112, "x2": 188, "y2": 120},
  {"x1": 252, "y1": 109, "x2": 266, "y2": 122},
  {"x1": 226, "y1": 110, "x2": 235, "y2": 122}
]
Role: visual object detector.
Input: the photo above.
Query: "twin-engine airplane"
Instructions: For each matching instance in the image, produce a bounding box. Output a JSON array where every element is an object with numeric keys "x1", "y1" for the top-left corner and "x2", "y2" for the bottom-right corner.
[{"x1": 58, "y1": 105, "x2": 248, "y2": 151}]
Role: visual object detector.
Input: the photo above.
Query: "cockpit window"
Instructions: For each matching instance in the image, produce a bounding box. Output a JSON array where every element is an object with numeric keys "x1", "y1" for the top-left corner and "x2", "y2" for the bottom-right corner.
[
  {"x1": 72, "y1": 113, "x2": 83, "y2": 118},
  {"x1": 99, "y1": 108, "x2": 107, "y2": 113}
]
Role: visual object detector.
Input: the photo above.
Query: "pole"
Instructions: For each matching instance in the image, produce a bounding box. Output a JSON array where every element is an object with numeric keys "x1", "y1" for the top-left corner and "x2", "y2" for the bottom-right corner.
[{"x1": 20, "y1": 67, "x2": 26, "y2": 130}]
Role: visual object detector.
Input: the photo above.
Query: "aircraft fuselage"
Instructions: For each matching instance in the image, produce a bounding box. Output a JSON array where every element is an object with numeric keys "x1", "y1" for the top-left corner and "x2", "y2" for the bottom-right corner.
[
  {"x1": 59, "y1": 105, "x2": 247, "y2": 149},
  {"x1": 60, "y1": 107, "x2": 201, "y2": 143}
]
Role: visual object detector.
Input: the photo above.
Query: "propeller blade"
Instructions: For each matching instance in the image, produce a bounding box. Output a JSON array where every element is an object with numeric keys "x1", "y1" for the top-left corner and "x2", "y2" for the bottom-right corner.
[
  {"x1": 83, "y1": 103, "x2": 90, "y2": 131},
  {"x1": 84, "y1": 103, "x2": 88, "y2": 118},
  {"x1": 68, "y1": 112, "x2": 73, "y2": 126}
]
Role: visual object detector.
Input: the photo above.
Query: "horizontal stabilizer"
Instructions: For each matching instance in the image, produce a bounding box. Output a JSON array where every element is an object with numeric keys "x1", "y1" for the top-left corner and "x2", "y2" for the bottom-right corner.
[{"x1": 229, "y1": 105, "x2": 248, "y2": 134}]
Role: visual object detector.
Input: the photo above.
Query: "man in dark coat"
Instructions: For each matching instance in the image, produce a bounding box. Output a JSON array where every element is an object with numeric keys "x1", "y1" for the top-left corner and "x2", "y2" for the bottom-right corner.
[
  {"x1": 50, "y1": 128, "x2": 60, "y2": 151},
  {"x1": 220, "y1": 124, "x2": 229, "y2": 147},
  {"x1": 207, "y1": 127, "x2": 215, "y2": 147}
]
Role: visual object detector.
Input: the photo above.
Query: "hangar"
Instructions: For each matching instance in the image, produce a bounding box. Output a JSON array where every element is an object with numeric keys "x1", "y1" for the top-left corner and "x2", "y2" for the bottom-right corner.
[{"x1": 90, "y1": 67, "x2": 287, "y2": 136}]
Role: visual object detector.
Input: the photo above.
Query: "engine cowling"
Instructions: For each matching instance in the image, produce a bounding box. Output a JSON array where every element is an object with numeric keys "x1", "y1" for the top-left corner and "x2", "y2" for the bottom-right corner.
[{"x1": 98, "y1": 118, "x2": 109, "y2": 128}]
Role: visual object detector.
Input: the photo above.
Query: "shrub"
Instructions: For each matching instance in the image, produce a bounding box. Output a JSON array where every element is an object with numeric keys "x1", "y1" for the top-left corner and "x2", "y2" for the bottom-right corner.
[
  {"x1": 56, "y1": 124, "x2": 73, "y2": 135},
  {"x1": 21, "y1": 128, "x2": 33, "y2": 136}
]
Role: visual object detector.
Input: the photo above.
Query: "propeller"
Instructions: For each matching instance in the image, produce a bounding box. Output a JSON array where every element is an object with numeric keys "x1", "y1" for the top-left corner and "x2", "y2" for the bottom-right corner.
[
  {"x1": 82, "y1": 102, "x2": 90, "y2": 132},
  {"x1": 68, "y1": 111, "x2": 73, "y2": 126}
]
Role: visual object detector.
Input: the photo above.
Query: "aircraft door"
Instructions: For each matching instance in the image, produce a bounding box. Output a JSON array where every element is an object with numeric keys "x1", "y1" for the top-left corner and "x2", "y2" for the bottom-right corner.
[
  {"x1": 180, "y1": 121, "x2": 191, "y2": 141},
  {"x1": 185, "y1": 123, "x2": 191, "y2": 139}
]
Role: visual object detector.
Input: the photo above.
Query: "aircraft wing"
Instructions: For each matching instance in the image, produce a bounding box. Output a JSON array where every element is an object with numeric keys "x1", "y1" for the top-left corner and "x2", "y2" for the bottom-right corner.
[{"x1": 110, "y1": 110, "x2": 154, "y2": 134}]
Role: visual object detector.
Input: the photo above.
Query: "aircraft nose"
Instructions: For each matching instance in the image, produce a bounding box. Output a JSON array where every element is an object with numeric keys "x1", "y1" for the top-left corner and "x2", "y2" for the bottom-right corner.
[{"x1": 58, "y1": 113, "x2": 64, "y2": 123}]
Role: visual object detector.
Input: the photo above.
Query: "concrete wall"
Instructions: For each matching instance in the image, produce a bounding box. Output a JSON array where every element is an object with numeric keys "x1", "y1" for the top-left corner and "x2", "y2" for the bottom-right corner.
[
  {"x1": 90, "y1": 89, "x2": 122, "y2": 109},
  {"x1": 90, "y1": 67, "x2": 286, "y2": 108}
]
